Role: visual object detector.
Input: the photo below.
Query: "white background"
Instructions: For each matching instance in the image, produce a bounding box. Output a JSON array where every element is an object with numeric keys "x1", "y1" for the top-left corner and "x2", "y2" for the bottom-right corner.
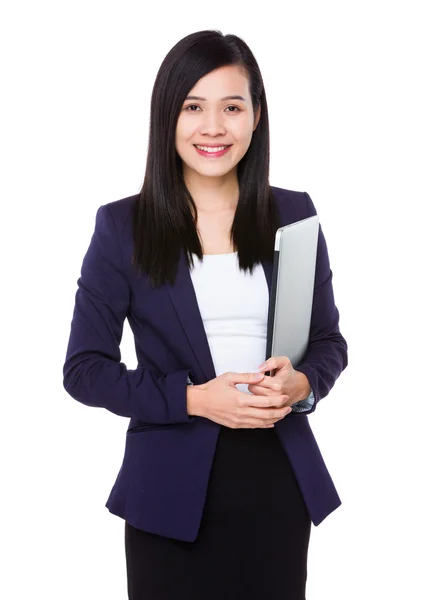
[{"x1": 1, "y1": 1, "x2": 421, "y2": 598}]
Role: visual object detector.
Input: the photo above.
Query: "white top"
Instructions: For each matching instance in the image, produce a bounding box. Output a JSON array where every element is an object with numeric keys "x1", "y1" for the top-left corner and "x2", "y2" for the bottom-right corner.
[
  {"x1": 190, "y1": 251, "x2": 267, "y2": 395},
  {"x1": 189, "y1": 251, "x2": 315, "y2": 412}
]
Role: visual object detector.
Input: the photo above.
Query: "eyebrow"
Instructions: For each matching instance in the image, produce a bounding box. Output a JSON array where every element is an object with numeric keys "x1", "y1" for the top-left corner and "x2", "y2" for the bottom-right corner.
[{"x1": 184, "y1": 95, "x2": 246, "y2": 102}]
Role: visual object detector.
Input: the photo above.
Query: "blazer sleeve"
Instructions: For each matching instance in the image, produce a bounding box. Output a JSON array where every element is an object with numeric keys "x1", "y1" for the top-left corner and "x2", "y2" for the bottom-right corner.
[
  {"x1": 291, "y1": 192, "x2": 348, "y2": 416},
  {"x1": 290, "y1": 387, "x2": 315, "y2": 412},
  {"x1": 62, "y1": 204, "x2": 196, "y2": 425}
]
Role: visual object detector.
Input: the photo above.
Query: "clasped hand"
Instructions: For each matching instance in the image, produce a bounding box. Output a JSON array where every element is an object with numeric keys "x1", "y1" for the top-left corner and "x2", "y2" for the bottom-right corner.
[
  {"x1": 247, "y1": 355, "x2": 303, "y2": 408},
  {"x1": 194, "y1": 355, "x2": 307, "y2": 429}
]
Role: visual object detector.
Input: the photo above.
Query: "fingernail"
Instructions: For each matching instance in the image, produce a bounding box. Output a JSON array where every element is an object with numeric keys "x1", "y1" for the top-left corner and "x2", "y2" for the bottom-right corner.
[
  {"x1": 253, "y1": 372, "x2": 264, "y2": 378},
  {"x1": 257, "y1": 363, "x2": 266, "y2": 370}
]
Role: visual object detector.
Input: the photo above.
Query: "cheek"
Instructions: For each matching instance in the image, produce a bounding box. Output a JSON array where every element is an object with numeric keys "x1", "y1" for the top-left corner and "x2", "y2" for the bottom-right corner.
[
  {"x1": 232, "y1": 120, "x2": 254, "y2": 145},
  {"x1": 176, "y1": 116, "x2": 196, "y2": 140}
]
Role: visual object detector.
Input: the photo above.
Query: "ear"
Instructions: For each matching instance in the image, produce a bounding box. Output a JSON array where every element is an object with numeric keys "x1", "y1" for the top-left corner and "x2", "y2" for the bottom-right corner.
[{"x1": 253, "y1": 103, "x2": 261, "y2": 131}]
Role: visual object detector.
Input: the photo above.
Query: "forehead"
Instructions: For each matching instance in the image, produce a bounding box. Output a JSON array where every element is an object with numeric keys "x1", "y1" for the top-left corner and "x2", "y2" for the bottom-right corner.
[{"x1": 187, "y1": 65, "x2": 249, "y2": 99}]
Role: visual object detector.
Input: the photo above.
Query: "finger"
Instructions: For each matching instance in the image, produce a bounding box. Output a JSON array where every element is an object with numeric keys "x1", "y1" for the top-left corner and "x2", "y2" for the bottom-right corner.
[
  {"x1": 248, "y1": 384, "x2": 270, "y2": 394},
  {"x1": 245, "y1": 405, "x2": 292, "y2": 421},
  {"x1": 248, "y1": 380, "x2": 283, "y2": 395},
  {"x1": 241, "y1": 394, "x2": 290, "y2": 408},
  {"x1": 228, "y1": 372, "x2": 265, "y2": 385},
  {"x1": 248, "y1": 385, "x2": 277, "y2": 396},
  {"x1": 234, "y1": 407, "x2": 292, "y2": 428}
]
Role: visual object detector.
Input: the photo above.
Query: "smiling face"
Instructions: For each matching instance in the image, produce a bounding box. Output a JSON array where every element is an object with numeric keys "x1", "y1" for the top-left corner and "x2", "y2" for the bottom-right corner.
[{"x1": 175, "y1": 65, "x2": 261, "y2": 184}]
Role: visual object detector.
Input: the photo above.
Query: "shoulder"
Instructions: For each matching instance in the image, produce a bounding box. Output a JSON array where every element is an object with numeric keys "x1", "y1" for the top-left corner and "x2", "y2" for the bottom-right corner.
[
  {"x1": 270, "y1": 184, "x2": 306, "y2": 203},
  {"x1": 96, "y1": 193, "x2": 138, "y2": 244},
  {"x1": 102, "y1": 193, "x2": 138, "y2": 225},
  {"x1": 270, "y1": 185, "x2": 314, "y2": 224}
]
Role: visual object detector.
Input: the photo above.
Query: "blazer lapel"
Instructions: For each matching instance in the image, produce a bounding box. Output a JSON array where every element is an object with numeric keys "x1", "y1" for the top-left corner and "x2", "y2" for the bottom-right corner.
[{"x1": 166, "y1": 247, "x2": 274, "y2": 385}]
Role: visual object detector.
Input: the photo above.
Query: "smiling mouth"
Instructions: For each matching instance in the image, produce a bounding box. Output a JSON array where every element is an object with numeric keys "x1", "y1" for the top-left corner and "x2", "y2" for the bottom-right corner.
[{"x1": 193, "y1": 144, "x2": 233, "y2": 156}]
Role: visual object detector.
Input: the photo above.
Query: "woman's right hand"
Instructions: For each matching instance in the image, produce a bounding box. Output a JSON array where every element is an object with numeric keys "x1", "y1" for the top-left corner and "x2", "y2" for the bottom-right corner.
[{"x1": 188, "y1": 371, "x2": 292, "y2": 429}]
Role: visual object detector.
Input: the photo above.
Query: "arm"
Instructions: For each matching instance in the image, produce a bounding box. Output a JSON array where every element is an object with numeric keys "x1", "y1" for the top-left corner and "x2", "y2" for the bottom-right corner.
[
  {"x1": 62, "y1": 204, "x2": 196, "y2": 425},
  {"x1": 290, "y1": 192, "x2": 348, "y2": 416}
]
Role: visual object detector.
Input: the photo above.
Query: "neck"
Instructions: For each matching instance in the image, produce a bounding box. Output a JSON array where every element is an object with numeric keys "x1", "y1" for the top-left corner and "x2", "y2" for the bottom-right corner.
[{"x1": 184, "y1": 169, "x2": 239, "y2": 213}]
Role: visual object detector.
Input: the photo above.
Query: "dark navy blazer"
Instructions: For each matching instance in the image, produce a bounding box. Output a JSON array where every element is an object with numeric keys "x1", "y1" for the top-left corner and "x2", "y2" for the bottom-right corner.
[{"x1": 63, "y1": 185, "x2": 348, "y2": 542}]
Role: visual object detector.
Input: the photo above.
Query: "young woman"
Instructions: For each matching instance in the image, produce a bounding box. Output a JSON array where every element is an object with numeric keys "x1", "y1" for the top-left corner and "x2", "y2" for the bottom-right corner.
[{"x1": 63, "y1": 29, "x2": 348, "y2": 599}]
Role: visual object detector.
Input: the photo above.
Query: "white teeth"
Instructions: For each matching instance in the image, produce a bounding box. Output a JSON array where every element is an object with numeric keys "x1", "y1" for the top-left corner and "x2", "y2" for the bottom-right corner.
[{"x1": 195, "y1": 145, "x2": 229, "y2": 153}]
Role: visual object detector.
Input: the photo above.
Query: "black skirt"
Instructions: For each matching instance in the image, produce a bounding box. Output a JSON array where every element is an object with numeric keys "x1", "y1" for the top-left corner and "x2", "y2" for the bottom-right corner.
[{"x1": 125, "y1": 425, "x2": 311, "y2": 600}]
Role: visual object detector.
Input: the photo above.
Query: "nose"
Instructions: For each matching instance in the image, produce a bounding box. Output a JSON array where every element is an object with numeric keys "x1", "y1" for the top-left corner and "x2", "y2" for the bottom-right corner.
[{"x1": 198, "y1": 110, "x2": 227, "y2": 136}]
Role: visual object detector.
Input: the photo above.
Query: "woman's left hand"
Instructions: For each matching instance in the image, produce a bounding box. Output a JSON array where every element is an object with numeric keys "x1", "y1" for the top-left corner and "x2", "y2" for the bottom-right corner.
[{"x1": 247, "y1": 356, "x2": 311, "y2": 407}]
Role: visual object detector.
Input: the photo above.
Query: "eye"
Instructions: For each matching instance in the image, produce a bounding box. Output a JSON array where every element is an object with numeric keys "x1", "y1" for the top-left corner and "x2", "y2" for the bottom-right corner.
[{"x1": 184, "y1": 105, "x2": 241, "y2": 112}]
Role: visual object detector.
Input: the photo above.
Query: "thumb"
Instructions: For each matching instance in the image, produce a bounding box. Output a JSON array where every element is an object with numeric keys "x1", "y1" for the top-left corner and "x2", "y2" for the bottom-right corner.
[{"x1": 258, "y1": 356, "x2": 290, "y2": 371}]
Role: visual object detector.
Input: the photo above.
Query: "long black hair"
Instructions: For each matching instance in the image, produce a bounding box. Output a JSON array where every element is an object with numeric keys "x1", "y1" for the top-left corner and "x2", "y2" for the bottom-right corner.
[{"x1": 131, "y1": 29, "x2": 280, "y2": 288}]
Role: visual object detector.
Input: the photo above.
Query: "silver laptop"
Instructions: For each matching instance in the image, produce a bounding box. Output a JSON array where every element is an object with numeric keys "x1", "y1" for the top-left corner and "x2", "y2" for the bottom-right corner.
[{"x1": 265, "y1": 215, "x2": 319, "y2": 369}]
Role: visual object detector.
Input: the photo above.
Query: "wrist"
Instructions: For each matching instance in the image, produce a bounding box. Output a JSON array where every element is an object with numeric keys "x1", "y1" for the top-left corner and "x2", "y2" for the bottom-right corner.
[
  {"x1": 292, "y1": 370, "x2": 311, "y2": 402},
  {"x1": 186, "y1": 384, "x2": 208, "y2": 417}
]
